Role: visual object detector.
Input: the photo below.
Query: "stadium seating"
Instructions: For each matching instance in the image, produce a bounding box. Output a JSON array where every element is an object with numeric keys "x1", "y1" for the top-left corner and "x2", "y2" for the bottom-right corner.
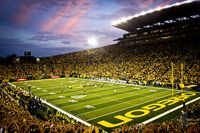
[{"x1": 0, "y1": 37, "x2": 199, "y2": 86}]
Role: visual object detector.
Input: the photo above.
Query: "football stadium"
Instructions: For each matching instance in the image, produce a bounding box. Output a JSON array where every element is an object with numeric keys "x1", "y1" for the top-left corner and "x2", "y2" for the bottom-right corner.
[{"x1": 1, "y1": 0, "x2": 200, "y2": 132}]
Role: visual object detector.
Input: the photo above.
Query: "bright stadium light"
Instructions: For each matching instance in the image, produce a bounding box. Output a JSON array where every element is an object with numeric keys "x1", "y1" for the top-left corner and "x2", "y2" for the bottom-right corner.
[
  {"x1": 36, "y1": 58, "x2": 40, "y2": 63},
  {"x1": 111, "y1": 0, "x2": 196, "y2": 26},
  {"x1": 112, "y1": 16, "x2": 133, "y2": 26},
  {"x1": 87, "y1": 37, "x2": 98, "y2": 47}
]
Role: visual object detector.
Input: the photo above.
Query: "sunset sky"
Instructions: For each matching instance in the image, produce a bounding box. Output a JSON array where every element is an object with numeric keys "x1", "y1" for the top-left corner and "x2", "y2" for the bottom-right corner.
[{"x1": 0, "y1": 0, "x2": 185, "y2": 57}]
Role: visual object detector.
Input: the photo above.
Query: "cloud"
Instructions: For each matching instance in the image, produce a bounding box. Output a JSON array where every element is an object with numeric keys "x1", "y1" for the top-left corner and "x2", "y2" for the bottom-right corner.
[
  {"x1": 31, "y1": 32, "x2": 70, "y2": 41},
  {"x1": 58, "y1": 8, "x2": 89, "y2": 34},
  {"x1": 57, "y1": 0, "x2": 92, "y2": 34},
  {"x1": 31, "y1": 47, "x2": 83, "y2": 57},
  {"x1": 84, "y1": 13, "x2": 118, "y2": 21},
  {"x1": 112, "y1": 0, "x2": 155, "y2": 16},
  {"x1": 0, "y1": 37, "x2": 24, "y2": 45},
  {"x1": 0, "y1": 0, "x2": 186, "y2": 58},
  {"x1": 39, "y1": 0, "x2": 93, "y2": 34},
  {"x1": 0, "y1": 37, "x2": 80, "y2": 57},
  {"x1": 41, "y1": 5, "x2": 72, "y2": 32},
  {"x1": 61, "y1": 41, "x2": 71, "y2": 45},
  {"x1": 0, "y1": 41, "x2": 40, "y2": 57},
  {"x1": 113, "y1": 0, "x2": 185, "y2": 17},
  {"x1": 0, "y1": 27, "x2": 9, "y2": 32},
  {"x1": 13, "y1": 4, "x2": 39, "y2": 27},
  {"x1": 19, "y1": 0, "x2": 76, "y2": 11},
  {"x1": 0, "y1": 0, "x2": 93, "y2": 31}
]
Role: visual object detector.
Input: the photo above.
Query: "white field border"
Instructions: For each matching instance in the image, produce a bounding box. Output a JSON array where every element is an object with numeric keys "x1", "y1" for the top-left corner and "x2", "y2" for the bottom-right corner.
[
  {"x1": 9, "y1": 82, "x2": 91, "y2": 127},
  {"x1": 42, "y1": 99, "x2": 91, "y2": 126}
]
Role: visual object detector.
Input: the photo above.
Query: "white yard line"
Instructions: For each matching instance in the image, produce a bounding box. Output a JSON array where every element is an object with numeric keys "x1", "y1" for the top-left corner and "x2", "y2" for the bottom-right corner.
[
  {"x1": 140, "y1": 96, "x2": 200, "y2": 125},
  {"x1": 86, "y1": 92, "x2": 178, "y2": 121},
  {"x1": 48, "y1": 84, "x2": 139, "y2": 103},
  {"x1": 68, "y1": 89, "x2": 165, "y2": 112},
  {"x1": 9, "y1": 82, "x2": 91, "y2": 127},
  {"x1": 45, "y1": 85, "x2": 124, "y2": 102},
  {"x1": 68, "y1": 90, "x2": 156, "y2": 111}
]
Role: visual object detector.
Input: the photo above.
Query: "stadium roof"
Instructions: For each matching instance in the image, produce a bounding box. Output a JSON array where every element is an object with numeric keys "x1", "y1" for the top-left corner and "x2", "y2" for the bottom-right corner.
[{"x1": 113, "y1": 0, "x2": 200, "y2": 32}]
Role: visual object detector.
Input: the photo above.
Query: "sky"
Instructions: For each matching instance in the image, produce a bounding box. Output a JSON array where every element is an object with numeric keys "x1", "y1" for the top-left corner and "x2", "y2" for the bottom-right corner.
[{"x1": 0, "y1": 0, "x2": 186, "y2": 57}]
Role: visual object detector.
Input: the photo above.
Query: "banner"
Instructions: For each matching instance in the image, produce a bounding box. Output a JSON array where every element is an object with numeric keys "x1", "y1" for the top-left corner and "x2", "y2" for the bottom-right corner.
[
  {"x1": 17, "y1": 78, "x2": 27, "y2": 81},
  {"x1": 51, "y1": 76, "x2": 60, "y2": 79}
]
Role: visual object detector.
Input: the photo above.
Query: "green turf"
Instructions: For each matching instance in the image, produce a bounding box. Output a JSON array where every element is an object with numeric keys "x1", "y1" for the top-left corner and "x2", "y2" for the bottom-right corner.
[{"x1": 12, "y1": 78, "x2": 200, "y2": 132}]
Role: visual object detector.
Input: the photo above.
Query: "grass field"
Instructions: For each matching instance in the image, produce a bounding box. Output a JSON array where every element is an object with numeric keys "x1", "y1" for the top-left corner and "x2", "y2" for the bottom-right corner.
[{"x1": 12, "y1": 78, "x2": 200, "y2": 131}]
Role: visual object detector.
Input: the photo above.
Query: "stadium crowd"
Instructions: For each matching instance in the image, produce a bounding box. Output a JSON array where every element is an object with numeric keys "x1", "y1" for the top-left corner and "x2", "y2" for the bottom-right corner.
[{"x1": 0, "y1": 37, "x2": 199, "y2": 86}]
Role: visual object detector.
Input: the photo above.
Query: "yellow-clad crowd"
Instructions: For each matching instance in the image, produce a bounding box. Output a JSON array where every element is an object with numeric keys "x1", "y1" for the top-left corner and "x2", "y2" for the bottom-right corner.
[{"x1": 0, "y1": 38, "x2": 199, "y2": 86}]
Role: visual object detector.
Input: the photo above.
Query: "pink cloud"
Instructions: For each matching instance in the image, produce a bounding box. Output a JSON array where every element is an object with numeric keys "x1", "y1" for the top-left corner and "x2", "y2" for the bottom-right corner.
[
  {"x1": 41, "y1": 0, "x2": 89, "y2": 33},
  {"x1": 58, "y1": 0, "x2": 91, "y2": 34},
  {"x1": 14, "y1": 4, "x2": 38, "y2": 26},
  {"x1": 41, "y1": 5, "x2": 72, "y2": 32},
  {"x1": 139, "y1": 0, "x2": 154, "y2": 9},
  {"x1": 58, "y1": 7, "x2": 90, "y2": 34},
  {"x1": 156, "y1": 0, "x2": 171, "y2": 9}
]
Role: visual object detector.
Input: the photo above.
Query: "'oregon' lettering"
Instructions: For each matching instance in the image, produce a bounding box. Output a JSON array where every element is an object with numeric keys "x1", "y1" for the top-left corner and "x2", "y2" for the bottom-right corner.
[{"x1": 97, "y1": 92, "x2": 196, "y2": 128}]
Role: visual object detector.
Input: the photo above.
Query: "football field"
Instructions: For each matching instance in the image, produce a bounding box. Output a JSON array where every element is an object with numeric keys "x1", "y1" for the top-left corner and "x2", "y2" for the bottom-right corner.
[{"x1": 12, "y1": 78, "x2": 200, "y2": 131}]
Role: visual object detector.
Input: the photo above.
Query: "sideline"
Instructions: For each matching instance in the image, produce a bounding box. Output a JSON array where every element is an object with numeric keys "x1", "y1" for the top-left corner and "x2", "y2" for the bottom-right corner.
[
  {"x1": 140, "y1": 96, "x2": 200, "y2": 125},
  {"x1": 42, "y1": 99, "x2": 91, "y2": 127},
  {"x1": 8, "y1": 82, "x2": 91, "y2": 127},
  {"x1": 71, "y1": 77, "x2": 181, "y2": 92}
]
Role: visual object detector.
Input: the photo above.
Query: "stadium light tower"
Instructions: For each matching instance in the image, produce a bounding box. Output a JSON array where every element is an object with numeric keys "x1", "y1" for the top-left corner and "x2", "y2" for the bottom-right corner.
[
  {"x1": 36, "y1": 57, "x2": 40, "y2": 76},
  {"x1": 87, "y1": 37, "x2": 98, "y2": 47},
  {"x1": 16, "y1": 57, "x2": 20, "y2": 62},
  {"x1": 36, "y1": 57, "x2": 40, "y2": 63}
]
